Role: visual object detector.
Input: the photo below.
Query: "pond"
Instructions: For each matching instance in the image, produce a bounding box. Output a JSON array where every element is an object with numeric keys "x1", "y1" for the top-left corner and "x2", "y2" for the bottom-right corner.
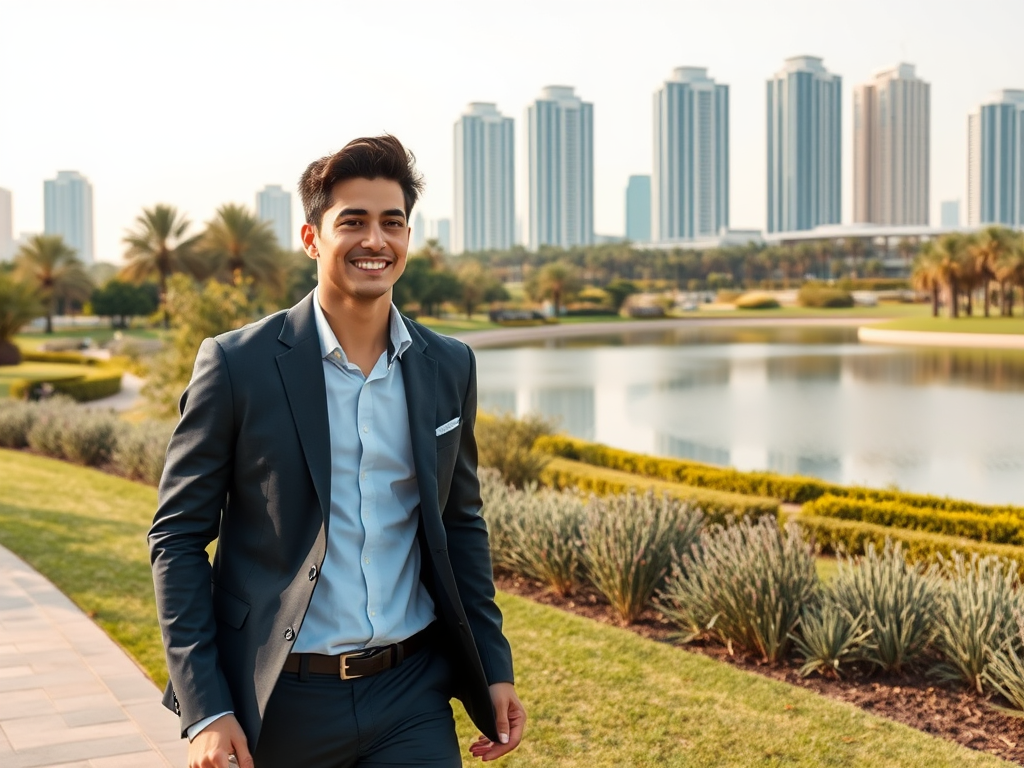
[{"x1": 473, "y1": 324, "x2": 1024, "y2": 506}]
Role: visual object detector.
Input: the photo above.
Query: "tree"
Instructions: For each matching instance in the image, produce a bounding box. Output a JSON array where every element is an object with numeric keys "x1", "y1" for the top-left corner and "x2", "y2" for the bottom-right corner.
[
  {"x1": 120, "y1": 205, "x2": 202, "y2": 327},
  {"x1": 456, "y1": 260, "x2": 506, "y2": 318},
  {"x1": 91, "y1": 280, "x2": 159, "y2": 328},
  {"x1": 918, "y1": 234, "x2": 968, "y2": 318},
  {"x1": 0, "y1": 274, "x2": 44, "y2": 365},
  {"x1": 604, "y1": 278, "x2": 639, "y2": 311},
  {"x1": 994, "y1": 230, "x2": 1024, "y2": 317},
  {"x1": 911, "y1": 246, "x2": 943, "y2": 317},
  {"x1": 201, "y1": 204, "x2": 284, "y2": 292},
  {"x1": 13, "y1": 234, "x2": 93, "y2": 334},
  {"x1": 528, "y1": 261, "x2": 582, "y2": 317},
  {"x1": 972, "y1": 227, "x2": 1015, "y2": 317}
]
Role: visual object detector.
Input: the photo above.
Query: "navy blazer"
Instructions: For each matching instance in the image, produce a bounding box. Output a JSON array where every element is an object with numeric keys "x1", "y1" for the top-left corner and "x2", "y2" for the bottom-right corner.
[{"x1": 149, "y1": 290, "x2": 512, "y2": 747}]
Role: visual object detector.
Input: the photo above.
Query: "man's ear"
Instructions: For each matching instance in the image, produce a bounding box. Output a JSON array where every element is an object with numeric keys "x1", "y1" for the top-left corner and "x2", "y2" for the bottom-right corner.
[{"x1": 300, "y1": 223, "x2": 319, "y2": 260}]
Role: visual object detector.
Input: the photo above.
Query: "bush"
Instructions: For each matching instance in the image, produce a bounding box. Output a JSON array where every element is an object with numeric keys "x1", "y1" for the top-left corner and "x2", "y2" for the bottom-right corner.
[
  {"x1": 25, "y1": 397, "x2": 79, "y2": 459},
  {"x1": 934, "y1": 553, "x2": 1023, "y2": 694},
  {"x1": 805, "y1": 494, "x2": 1024, "y2": 545},
  {"x1": 480, "y1": 470, "x2": 585, "y2": 597},
  {"x1": 985, "y1": 615, "x2": 1024, "y2": 711},
  {"x1": 0, "y1": 400, "x2": 37, "y2": 448},
  {"x1": 59, "y1": 410, "x2": 119, "y2": 466},
  {"x1": 111, "y1": 419, "x2": 174, "y2": 484},
  {"x1": 791, "y1": 601, "x2": 871, "y2": 678},
  {"x1": 830, "y1": 541, "x2": 941, "y2": 673},
  {"x1": 734, "y1": 292, "x2": 780, "y2": 310},
  {"x1": 476, "y1": 412, "x2": 554, "y2": 488},
  {"x1": 657, "y1": 519, "x2": 818, "y2": 663},
  {"x1": 539, "y1": 457, "x2": 778, "y2": 523},
  {"x1": 797, "y1": 284, "x2": 854, "y2": 308},
  {"x1": 581, "y1": 492, "x2": 703, "y2": 625}
]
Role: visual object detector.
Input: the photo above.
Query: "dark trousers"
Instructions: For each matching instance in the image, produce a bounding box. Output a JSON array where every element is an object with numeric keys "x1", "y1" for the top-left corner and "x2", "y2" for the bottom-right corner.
[{"x1": 253, "y1": 645, "x2": 461, "y2": 768}]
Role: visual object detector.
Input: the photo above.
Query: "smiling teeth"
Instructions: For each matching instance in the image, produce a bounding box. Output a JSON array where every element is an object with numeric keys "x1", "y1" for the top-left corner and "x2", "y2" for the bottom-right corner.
[{"x1": 353, "y1": 260, "x2": 387, "y2": 270}]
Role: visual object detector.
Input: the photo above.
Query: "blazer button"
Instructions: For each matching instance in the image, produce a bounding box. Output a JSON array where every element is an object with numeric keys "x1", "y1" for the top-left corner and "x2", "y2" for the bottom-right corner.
[
  {"x1": 283, "y1": 627, "x2": 295, "y2": 641},
  {"x1": 308, "y1": 565, "x2": 318, "y2": 581}
]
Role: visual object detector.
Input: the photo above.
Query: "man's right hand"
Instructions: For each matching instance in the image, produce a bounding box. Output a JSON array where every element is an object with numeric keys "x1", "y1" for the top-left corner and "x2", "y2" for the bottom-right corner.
[{"x1": 189, "y1": 714, "x2": 254, "y2": 768}]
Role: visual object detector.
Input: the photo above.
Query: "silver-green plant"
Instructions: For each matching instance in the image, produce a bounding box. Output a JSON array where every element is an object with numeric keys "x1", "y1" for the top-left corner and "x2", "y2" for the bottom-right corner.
[
  {"x1": 24, "y1": 396, "x2": 78, "y2": 459},
  {"x1": 656, "y1": 518, "x2": 818, "y2": 663},
  {"x1": 581, "y1": 492, "x2": 703, "y2": 625},
  {"x1": 984, "y1": 613, "x2": 1024, "y2": 710},
  {"x1": 59, "y1": 409, "x2": 119, "y2": 466},
  {"x1": 112, "y1": 419, "x2": 175, "y2": 484},
  {"x1": 791, "y1": 599, "x2": 871, "y2": 678},
  {"x1": 830, "y1": 540, "x2": 941, "y2": 674},
  {"x1": 936, "y1": 553, "x2": 1023, "y2": 694},
  {"x1": 0, "y1": 399, "x2": 37, "y2": 448}
]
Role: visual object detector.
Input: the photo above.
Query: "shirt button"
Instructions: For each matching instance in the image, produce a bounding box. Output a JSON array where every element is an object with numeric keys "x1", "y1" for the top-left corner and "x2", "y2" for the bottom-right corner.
[
  {"x1": 364, "y1": 557, "x2": 370, "y2": 564},
  {"x1": 308, "y1": 565, "x2": 318, "y2": 581},
  {"x1": 370, "y1": 611, "x2": 376, "y2": 617},
  {"x1": 360, "y1": 472, "x2": 367, "y2": 480},
  {"x1": 283, "y1": 627, "x2": 295, "y2": 641},
  {"x1": 362, "y1": 426, "x2": 369, "y2": 433}
]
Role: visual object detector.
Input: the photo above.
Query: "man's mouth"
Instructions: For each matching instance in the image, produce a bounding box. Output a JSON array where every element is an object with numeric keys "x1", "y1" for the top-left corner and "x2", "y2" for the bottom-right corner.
[{"x1": 352, "y1": 259, "x2": 389, "y2": 272}]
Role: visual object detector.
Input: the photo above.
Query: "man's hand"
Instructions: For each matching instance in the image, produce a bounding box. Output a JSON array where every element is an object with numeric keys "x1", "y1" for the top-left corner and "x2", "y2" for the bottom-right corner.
[
  {"x1": 189, "y1": 714, "x2": 253, "y2": 768},
  {"x1": 468, "y1": 682, "x2": 526, "y2": 762}
]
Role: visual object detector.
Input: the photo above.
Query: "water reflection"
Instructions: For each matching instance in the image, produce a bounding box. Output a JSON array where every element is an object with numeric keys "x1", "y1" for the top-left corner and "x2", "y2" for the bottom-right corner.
[{"x1": 475, "y1": 326, "x2": 1024, "y2": 505}]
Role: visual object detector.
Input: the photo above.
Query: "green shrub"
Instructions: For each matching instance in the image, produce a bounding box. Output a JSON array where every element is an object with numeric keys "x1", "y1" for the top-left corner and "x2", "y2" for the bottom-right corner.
[
  {"x1": 479, "y1": 470, "x2": 585, "y2": 597},
  {"x1": 791, "y1": 601, "x2": 870, "y2": 678},
  {"x1": 985, "y1": 615, "x2": 1024, "y2": 711},
  {"x1": 476, "y1": 411, "x2": 553, "y2": 488},
  {"x1": 25, "y1": 397, "x2": 79, "y2": 458},
  {"x1": 657, "y1": 519, "x2": 818, "y2": 663},
  {"x1": 734, "y1": 291, "x2": 781, "y2": 310},
  {"x1": 59, "y1": 410, "x2": 119, "y2": 466},
  {"x1": 111, "y1": 420, "x2": 174, "y2": 484},
  {"x1": 797, "y1": 284, "x2": 854, "y2": 308},
  {"x1": 581, "y1": 492, "x2": 703, "y2": 625},
  {"x1": 540, "y1": 457, "x2": 778, "y2": 522},
  {"x1": 0, "y1": 400, "x2": 37, "y2": 448},
  {"x1": 804, "y1": 494, "x2": 1024, "y2": 545},
  {"x1": 50, "y1": 370, "x2": 123, "y2": 402},
  {"x1": 934, "y1": 553, "x2": 1023, "y2": 694},
  {"x1": 21, "y1": 351, "x2": 102, "y2": 365},
  {"x1": 830, "y1": 541, "x2": 941, "y2": 674}
]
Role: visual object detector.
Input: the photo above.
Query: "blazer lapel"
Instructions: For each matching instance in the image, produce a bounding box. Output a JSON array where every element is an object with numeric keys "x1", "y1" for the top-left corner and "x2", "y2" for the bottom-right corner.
[
  {"x1": 276, "y1": 292, "x2": 331, "y2": 524},
  {"x1": 401, "y1": 320, "x2": 443, "y2": 538}
]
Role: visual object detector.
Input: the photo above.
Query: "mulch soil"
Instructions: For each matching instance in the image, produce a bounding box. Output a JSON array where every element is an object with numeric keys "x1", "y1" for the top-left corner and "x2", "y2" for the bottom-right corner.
[{"x1": 495, "y1": 572, "x2": 1024, "y2": 765}]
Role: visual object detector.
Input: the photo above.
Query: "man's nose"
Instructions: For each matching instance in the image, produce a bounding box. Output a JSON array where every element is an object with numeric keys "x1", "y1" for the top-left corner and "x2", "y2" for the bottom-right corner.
[{"x1": 362, "y1": 224, "x2": 387, "y2": 251}]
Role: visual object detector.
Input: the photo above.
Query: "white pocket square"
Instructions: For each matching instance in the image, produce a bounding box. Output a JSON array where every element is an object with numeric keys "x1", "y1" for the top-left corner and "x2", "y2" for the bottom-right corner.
[{"x1": 435, "y1": 417, "x2": 461, "y2": 436}]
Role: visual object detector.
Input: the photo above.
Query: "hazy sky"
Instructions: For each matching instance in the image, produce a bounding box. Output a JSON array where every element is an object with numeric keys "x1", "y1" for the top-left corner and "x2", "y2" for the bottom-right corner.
[{"x1": 1, "y1": 0, "x2": 1021, "y2": 262}]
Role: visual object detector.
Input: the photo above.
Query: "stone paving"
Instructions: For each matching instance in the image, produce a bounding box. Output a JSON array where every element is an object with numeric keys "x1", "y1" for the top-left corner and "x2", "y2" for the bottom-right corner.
[{"x1": 0, "y1": 544, "x2": 187, "y2": 768}]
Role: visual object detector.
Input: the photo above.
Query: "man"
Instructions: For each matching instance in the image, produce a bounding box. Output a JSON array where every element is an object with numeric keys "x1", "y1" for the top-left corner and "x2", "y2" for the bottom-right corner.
[{"x1": 149, "y1": 135, "x2": 525, "y2": 768}]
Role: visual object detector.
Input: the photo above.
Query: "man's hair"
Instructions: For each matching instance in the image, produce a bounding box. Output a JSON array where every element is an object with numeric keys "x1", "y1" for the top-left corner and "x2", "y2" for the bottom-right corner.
[{"x1": 299, "y1": 135, "x2": 425, "y2": 229}]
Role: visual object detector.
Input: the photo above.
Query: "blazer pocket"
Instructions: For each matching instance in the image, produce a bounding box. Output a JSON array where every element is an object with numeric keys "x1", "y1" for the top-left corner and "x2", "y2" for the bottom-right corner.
[
  {"x1": 436, "y1": 424, "x2": 462, "y2": 450},
  {"x1": 213, "y1": 584, "x2": 250, "y2": 630}
]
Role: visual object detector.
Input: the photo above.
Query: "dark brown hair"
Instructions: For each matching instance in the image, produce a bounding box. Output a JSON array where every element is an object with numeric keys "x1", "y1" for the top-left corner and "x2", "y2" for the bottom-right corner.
[{"x1": 298, "y1": 135, "x2": 424, "y2": 228}]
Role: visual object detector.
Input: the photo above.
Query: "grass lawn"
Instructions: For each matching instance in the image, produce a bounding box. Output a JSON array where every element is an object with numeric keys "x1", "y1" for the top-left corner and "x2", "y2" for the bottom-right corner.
[
  {"x1": 0, "y1": 361, "x2": 91, "y2": 397},
  {"x1": 14, "y1": 327, "x2": 163, "y2": 351},
  {"x1": 695, "y1": 303, "x2": 930, "y2": 320},
  {"x1": 0, "y1": 449, "x2": 1012, "y2": 766},
  {"x1": 868, "y1": 316, "x2": 1024, "y2": 335}
]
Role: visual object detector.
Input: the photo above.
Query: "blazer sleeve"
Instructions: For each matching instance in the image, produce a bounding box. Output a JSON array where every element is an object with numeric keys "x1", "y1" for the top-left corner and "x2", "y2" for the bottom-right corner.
[
  {"x1": 441, "y1": 345, "x2": 515, "y2": 685},
  {"x1": 149, "y1": 337, "x2": 237, "y2": 735}
]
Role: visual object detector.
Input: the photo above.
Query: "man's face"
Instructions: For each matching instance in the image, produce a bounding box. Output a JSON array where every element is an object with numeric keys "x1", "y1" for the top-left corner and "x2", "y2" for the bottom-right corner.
[{"x1": 302, "y1": 177, "x2": 410, "y2": 307}]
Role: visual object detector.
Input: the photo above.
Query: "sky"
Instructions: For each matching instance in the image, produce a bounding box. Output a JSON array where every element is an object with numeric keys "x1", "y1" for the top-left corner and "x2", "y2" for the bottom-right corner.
[{"x1": 1, "y1": 0, "x2": 1022, "y2": 263}]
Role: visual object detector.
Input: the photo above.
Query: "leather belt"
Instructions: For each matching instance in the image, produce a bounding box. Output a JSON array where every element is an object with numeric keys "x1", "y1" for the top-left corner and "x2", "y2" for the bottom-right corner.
[{"x1": 282, "y1": 625, "x2": 433, "y2": 680}]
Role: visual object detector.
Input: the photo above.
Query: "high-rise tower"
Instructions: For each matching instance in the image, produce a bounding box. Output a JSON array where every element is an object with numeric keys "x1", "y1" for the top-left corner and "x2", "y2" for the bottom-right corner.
[
  {"x1": 256, "y1": 185, "x2": 293, "y2": 250},
  {"x1": 44, "y1": 171, "x2": 94, "y2": 263},
  {"x1": 968, "y1": 89, "x2": 1024, "y2": 226},
  {"x1": 453, "y1": 102, "x2": 515, "y2": 254}
]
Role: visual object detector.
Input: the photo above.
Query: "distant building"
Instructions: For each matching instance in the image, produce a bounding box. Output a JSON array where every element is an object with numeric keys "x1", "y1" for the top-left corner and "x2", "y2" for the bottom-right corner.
[
  {"x1": 256, "y1": 185, "x2": 293, "y2": 250},
  {"x1": 527, "y1": 85, "x2": 594, "y2": 249},
  {"x1": 44, "y1": 171, "x2": 94, "y2": 263},
  {"x1": 766, "y1": 56, "x2": 842, "y2": 233},
  {"x1": 653, "y1": 67, "x2": 729, "y2": 241},
  {"x1": 853, "y1": 63, "x2": 930, "y2": 226},
  {"x1": 968, "y1": 89, "x2": 1024, "y2": 226},
  {"x1": 412, "y1": 211, "x2": 426, "y2": 250},
  {"x1": 433, "y1": 218, "x2": 451, "y2": 253},
  {"x1": 940, "y1": 200, "x2": 961, "y2": 228},
  {"x1": 625, "y1": 175, "x2": 651, "y2": 242},
  {"x1": 0, "y1": 188, "x2": 13, "y2": 262},
  {"x1": 453, "y1": 102, "x2": 515, "y2": 254}
]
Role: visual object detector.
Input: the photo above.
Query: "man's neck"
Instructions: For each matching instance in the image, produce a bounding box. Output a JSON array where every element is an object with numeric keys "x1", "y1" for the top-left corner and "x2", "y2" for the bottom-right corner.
[{"x1": 317, "y1": 287, "x2": 393, "y2": 377}]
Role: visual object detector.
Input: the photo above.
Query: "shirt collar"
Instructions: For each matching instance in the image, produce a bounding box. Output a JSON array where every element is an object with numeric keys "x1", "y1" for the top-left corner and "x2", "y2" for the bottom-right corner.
[{"x1": 312, "y1": 295, "x2": 412, "y2": 368}]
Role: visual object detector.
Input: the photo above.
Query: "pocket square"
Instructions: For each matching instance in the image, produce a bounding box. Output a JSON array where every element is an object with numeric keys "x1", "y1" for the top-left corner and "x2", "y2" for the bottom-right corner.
[{"x1": 435, "y1": 416, "x2": 461, "y2": 436}]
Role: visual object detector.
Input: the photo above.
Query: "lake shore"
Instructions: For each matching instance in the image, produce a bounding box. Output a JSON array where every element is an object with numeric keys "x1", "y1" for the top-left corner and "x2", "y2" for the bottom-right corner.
[{"x1": 859, "y1": 326, "x2": 1024, "y2": 349}]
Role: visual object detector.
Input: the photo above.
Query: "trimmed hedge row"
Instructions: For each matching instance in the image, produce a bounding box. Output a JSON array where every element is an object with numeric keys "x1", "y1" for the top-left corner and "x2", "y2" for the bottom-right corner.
[
  {"x1": 794, "y1": 513, "x2": 1024, "y2": 576},
  {"x1": 536, "y1": 435, "x2": 1024, "y2": 517},
  {"x1": 804, "y1": 494, "x2": 1024, "y2": 546},
  {"x1": 8, "y1": 369, "x2": 123, "y2": 402},
  {"x1": 22, "y1": 351, "x2": 105, "y2": 365},
  {"x1": 539, "y1": 457, "x2": 779, "y2": 524}
]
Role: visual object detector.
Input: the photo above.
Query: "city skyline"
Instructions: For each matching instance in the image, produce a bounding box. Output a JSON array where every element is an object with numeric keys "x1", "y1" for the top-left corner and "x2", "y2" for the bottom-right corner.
[
  {"x1": 44, "y1": 170, "x2": 94, "y2": 264},
  {"x1": 453, "y1": 102, "x2": 515, "y2": 254},
  {"x1": 1, "y1": 0, "x2": 1022, "y2": 262}
]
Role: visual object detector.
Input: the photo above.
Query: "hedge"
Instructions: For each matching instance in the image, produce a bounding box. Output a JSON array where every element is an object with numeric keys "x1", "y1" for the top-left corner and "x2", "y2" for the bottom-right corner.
[
  {"x1": 539, "y1": 457, "x2": 778, "y2": 524},
  {"x1": 804, "y1": 495, "x2": 1024, "y2": 546},
  {"x1": 794, "y1": 513, "x2": 1024, "y2": 576},
  {"x1": 8, "y1": 369, "x2": 123, "y2": 402},
  {"x1": 21, "y1": 350, "x2": 104, "y2": 366},
  {"x1": 535, "y1": 435, "x2": 1024, "y2": 517}
]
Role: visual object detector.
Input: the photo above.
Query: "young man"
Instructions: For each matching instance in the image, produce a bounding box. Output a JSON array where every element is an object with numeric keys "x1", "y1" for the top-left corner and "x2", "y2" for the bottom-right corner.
[{"x1": 149, "y1": 135, "x2": 525, "y2": 768}]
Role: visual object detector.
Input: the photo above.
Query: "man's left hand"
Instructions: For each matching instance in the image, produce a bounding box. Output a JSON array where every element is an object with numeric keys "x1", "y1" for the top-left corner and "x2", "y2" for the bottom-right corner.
[{"x1": 468, "y1": 682, "x2": 526, "y2": 761}]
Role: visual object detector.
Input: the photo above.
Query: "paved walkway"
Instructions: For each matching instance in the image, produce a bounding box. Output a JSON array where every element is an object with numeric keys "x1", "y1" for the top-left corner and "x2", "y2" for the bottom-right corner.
[{"x1": 0, "y1": 544, "x2": 186, "y2": 768}]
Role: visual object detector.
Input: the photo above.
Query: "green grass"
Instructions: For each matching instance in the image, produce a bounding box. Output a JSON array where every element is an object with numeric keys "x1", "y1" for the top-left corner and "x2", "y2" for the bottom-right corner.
[
  {"x1": 868, "y1": 316, "x2": 1024, "y2": 335},
  {"x1": 0, "y1": 361, "x2": 92, "y2": 396},
  {"x1": 14, "y1": 327, "x2": 163, "y2": 351},
  {"x1": 697, "y1": 303, "x2": 930, "y2": 320},
  {"x1": 0, "y1": 449, "x2": 1012, "y2": 766}
]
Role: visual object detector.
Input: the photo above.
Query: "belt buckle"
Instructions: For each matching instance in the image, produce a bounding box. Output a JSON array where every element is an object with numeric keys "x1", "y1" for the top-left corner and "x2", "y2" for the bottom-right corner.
[{"x1": 339, "y1": 648, "x2": 375, "y2": 680}]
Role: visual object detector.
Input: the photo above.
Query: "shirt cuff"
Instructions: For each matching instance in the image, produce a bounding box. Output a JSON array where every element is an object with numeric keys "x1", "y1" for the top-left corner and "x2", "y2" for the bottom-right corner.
[{"x1": 186, "y1": 711, "x2": 233, "y2": 742}]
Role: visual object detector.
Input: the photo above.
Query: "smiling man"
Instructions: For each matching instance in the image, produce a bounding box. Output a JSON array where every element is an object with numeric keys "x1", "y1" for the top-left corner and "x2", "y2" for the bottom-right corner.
[{"x1": 149, "y1": 135, "x2": 524, "y2": 768}]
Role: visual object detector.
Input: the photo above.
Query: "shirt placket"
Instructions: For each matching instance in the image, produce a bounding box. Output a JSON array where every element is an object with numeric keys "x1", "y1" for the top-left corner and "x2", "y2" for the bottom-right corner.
[{"x1": 358, "y1": 356, "x2": 389, "y2": 643}]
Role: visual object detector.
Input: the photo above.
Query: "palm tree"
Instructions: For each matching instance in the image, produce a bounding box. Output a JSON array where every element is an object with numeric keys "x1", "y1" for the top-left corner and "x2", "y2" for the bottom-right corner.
[
  {"x1": 13, "y1": 235, "x2": 92, "y2": 334},
  {"x1": 0, "y1": 274, "x2": 44, "y2": 364},
  {"x1": 530, "y1": 261, "x2": 582, "y2": 318},
  {"x1": 911, "y1": 245, "x2": 943, "y2": 317},
  {"x1": 994, "y1": 231, "x2": 1024, "y2": 317},
  {"x1": 120, "y1": 204, "x2": 202, "y2": 328},
  {"x1": 972, "y1": 226, "x2": 1017, "y2": 317},
  {"x1": 929, "y1": 233, "x2": 970, "y2": 318},
  {"x1": 201, "y1": 204, "x2": 283, "y2": 291}
]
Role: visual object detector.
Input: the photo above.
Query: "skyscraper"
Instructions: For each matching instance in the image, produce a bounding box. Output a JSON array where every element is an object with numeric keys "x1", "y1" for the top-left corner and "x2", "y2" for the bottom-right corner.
[
  {"x1": 0, "y1": 188, "x2": 13, "y2": 262},
  {"x1": 766, "y1": 56, "x2": 842, "y2": 233},
  {"x1": 853, "y1": 64, "x2": 930, "y2": 225},
  {"x1": 412, "y1": 211, "x2": 426, "y2": 250},
  {"x1": 653, "y1": 67, "x2": 729, "y2": 241},
  {"x1": 625, "y1": 175, "x2": 651, "y2": 242},
  {"x1": 433, "y1": 218, "x2": 451, "y2": 253},
  {"x1": 528, "y1": 86, "x2": 594, "y2": 250},
  {"x1": 453, "y1": 102, "x2": 515, "y2": 254},
  {"x1": 44, "y1": 171, "x2": 94, "y2": 263},
  {"x1": 968, "y1": 89, "x2": 1024, "y2": 227},
  {"x1": 941, "y1": 200, "x2": 961, "y2": 228},
  {"x1": 256, "y1": 185, "x2": 293, "y2": 250}
]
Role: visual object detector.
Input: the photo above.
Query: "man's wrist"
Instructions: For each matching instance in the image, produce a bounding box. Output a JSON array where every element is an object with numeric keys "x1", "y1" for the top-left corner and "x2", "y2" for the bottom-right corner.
[{"x1": 186, "y1": 711, "x2": 233, "y2": 742}]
